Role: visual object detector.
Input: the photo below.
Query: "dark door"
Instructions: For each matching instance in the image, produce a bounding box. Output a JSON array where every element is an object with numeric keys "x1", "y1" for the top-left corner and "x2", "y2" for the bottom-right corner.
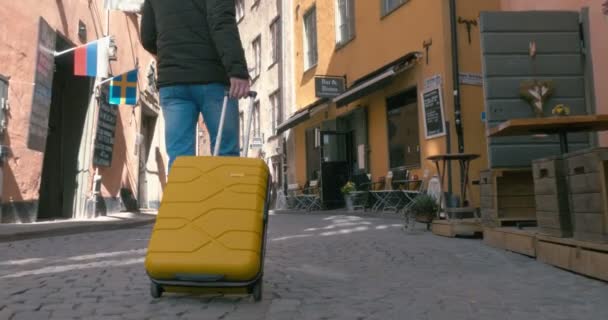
[
  {"x1": 38, "y1": 35, "x2": 92, "y2": 220},
  {"x1": 320, "y1": 131, "x2": 352, "y2": 209},
  {"x1": 480, "y1": 11, "x2": 592, "y2": 168},
  {"x1": 138, "y1": 114, "x2": 157, "y2": 209},
  {"x1": 337, "y1": 107, "x2": 369, "y2": 173}
]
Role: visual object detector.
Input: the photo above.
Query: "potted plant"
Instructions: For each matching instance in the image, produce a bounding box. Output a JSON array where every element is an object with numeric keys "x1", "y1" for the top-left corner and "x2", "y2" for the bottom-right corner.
[
  {"x1": 410, "y1": 194, "x2": 439, "y2": 228},
  {"x1": 341, "y1": 181, "x2": 356, "y2": 211}
]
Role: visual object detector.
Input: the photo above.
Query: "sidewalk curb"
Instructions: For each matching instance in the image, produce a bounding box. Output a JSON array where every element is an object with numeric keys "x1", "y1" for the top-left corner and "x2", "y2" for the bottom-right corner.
[
  {"x1": 0, "y1": 217, "x2": 156, "y2": 243},
  {"x1": 271, "y1": 209, "x2": 405, "y2": 220}
]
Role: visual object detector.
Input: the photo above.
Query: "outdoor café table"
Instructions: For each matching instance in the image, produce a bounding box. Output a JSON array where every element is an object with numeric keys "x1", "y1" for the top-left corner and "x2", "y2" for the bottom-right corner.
[
  {"x1": 487, "y1": 115, "x2": 608, "y2": 154},
  {"x1": 393, "y1": 179, "x2": 423, "y2": 214},
  {"x1": 427, "y1": 153, "x2": 480, "y2": 219}
]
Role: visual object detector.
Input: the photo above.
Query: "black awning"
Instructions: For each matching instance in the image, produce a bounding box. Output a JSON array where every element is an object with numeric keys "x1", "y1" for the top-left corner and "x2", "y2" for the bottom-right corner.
[
  {"x1": 276, "y1": 98, "x2": 329, "y2": 135},
  {"x1": 276, "y1": 109, "x2": 310, "y2": 135},
  {"x1": 334, "y1": 51, "x2": 421, "y2": 107}
]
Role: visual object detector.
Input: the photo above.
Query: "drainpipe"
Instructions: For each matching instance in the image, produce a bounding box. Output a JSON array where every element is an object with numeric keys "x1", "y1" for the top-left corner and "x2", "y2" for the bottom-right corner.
[
  {"x1": 449, "y1": 0, "x2": 464, "y2": 205},
  {"x1": 449, "y1": 0, "x2": 464, "y2": 153}
]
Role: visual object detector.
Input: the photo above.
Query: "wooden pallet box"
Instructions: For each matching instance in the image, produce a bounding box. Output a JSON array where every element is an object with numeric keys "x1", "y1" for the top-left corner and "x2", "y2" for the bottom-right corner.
[
  {"x1": 532, "y1": 156, "x2": 572, "y2": 238},
  {"x1": 480, "y1": 169, "x2": 537, "y2": 227},
  {"x1": 565, "y1": 148, "x2": 608, "y2": 243}
]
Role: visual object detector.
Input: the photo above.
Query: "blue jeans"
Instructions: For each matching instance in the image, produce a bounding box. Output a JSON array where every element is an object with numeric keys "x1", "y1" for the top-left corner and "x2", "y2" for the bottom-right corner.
[{"x1": 160, "y1": 83, "x2": 240, "y2": 169}]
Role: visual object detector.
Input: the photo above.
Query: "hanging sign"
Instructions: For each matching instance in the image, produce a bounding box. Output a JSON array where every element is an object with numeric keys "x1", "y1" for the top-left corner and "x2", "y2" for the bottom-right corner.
[
  {"x1": 27, "y1": 17, "x2": 56, "y2": 152},
  {"x1": 421, "y1": 85, "x2": 447, "y2": 139},
  {"x1": 314, "y1": 76, "x2": 346, "y2": 98}
]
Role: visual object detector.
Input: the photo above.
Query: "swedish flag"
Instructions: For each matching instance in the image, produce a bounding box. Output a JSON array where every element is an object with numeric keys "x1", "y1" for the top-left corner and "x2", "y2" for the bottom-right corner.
[{"x1": 109, "y1": 69, "x2": 138, "y2": 105}]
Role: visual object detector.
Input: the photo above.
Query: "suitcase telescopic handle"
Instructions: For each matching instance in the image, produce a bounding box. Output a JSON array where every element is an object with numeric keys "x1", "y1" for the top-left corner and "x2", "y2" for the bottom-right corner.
[{"x1": 214, "y1": 91, "x2": 258, "y2": 157}]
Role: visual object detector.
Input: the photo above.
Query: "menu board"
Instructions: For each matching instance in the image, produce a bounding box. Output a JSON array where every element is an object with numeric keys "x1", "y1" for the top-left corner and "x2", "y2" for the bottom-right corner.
[
  {"x1": 421, "y1": 85, "x2": 446, "y2": 139},
  {"x1": 93, "y1": 85, "x2": 118, "y2": 167},
  {"x1": 27, "y1": 18, "x2": 56, "y2": 152}
]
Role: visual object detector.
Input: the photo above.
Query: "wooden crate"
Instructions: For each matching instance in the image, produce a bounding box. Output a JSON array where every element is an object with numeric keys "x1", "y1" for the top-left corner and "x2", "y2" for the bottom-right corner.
[
  {"x1": 536, "y1": 234, "x2": 608, "y2": 282},
  {"x1": 431, "y1": 219, "x2": 483, "y2": 238},
  {"x1": 532, "y1": 156, "x2": 572, "y2": 238},
  {"x1": 565, "y1": 148, "x2": 608, "y2": 243},
  {"x1": 480, "y1": 169, "x2": 537, "y2": 227},
  {"x1": 483, "y1": 227, "x2": 537, "y2": 257}
]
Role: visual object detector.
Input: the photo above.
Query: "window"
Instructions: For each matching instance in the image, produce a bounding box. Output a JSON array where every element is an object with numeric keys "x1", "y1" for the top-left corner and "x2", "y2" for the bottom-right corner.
[
  {"x1": 239, "y1": 111, "x2": 245, "y2": 150},
  {"x1": 270, "y1": 91, "x2": 282, "y2": 134},
  {"x1": 381, "y1": 0, "x2": 407, "y2": 16},
  {"x1": 252, "y1": 36, "x2": 261, "y2": 79},
  {"x1": 236, "y1": 0, "x2": 245, "y2": 22},
  {"x1": 306, "y1": 127, "x2": 321, "y2": 180},
  {"x1": 386, "y1": 88, "x2": 420, "y2": 169},
  {"x1": 303, "y1": 7, "x2": 318, "y2": 70},
  {"x1": 253, "y1": 101, "x2": 261, "y2": 138},
  {"x1": 335, "y1": 0, "x2": 355, "y2": 45},
  {"x1": 270, "y1": 17, "x2": 280, "y2": 66}
]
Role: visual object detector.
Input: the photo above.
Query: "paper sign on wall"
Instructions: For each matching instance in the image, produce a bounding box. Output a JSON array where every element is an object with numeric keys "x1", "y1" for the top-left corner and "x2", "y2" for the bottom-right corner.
[{"x1": 358, "y1": 144, "x2": 366, "y2": 170}]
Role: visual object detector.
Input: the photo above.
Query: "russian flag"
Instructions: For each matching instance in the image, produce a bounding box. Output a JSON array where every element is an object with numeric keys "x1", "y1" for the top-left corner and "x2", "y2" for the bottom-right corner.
[{"x1": 74, "y1": 37, "x2": 110, "y2": 78}]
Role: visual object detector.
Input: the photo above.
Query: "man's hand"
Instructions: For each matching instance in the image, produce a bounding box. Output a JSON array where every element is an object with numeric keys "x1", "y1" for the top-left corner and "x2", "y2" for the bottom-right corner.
[{"x1": 229, "y1": 77, "x2": 250, "y2": 99}]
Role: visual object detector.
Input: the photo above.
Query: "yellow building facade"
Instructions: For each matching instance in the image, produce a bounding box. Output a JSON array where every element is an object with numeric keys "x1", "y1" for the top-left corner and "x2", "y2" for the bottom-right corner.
[{"x1": 283, "y1": 0, "x2": 501, "y2": 208}]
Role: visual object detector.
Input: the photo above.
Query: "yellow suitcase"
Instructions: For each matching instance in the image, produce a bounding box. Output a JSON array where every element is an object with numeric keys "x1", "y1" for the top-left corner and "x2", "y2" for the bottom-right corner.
[{"x1": 145, "y1": 92, "x2": 270, "y2": 302}]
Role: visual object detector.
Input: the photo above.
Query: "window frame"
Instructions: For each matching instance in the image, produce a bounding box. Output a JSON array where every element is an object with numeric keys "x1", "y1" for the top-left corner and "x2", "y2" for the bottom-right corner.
[
  {"x1": 251, "y1": 35, "x2": 262, "y2": 81},
  {"x1": 253, "y1": 100, "x2": 261, "y2": 138},
  {"x1": 239, "y1": 111, "x2": 245, "y2": 151},
  {"x1": 335, "y1": 0, "x2": 355, "y2": 47},
  {"x1": 381, "y1": 0, "x2": 408, "y2": 18},
  {"x1": 270, "y1": 90, "x2": 282, "y2": 135},
  {"x1": 269, "y1": 16, "x2": 280, "y2": 68},
  {"x1": 303, "y1": 5, "x2": 318, "y2": 71},
  {"x1": 236, "y1": 0, "x2": 245, "y2": 22}
]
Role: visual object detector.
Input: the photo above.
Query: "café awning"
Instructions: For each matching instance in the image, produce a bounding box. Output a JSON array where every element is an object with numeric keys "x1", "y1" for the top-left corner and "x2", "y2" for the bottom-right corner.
[
  {"x1": 276, "y1": 98, "x2": 329, "y2": 135},
  {"x1": 333, "y1": 51, "x2": 422, "y2": 107}
]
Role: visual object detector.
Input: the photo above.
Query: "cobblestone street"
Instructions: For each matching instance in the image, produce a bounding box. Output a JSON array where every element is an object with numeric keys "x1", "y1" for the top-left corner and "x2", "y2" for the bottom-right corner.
[{"x1": 1, "y1": 212, "x2": 607, "y2": 320}]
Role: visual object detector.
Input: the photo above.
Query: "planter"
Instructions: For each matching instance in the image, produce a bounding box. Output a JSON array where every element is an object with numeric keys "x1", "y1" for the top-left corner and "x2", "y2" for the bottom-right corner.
[
  {"x1": 344, "y1": 194, "x2": 354, "y2": 211},
  {"x1": 415, "y1": 212, "x2": 434, "y2": 224}
]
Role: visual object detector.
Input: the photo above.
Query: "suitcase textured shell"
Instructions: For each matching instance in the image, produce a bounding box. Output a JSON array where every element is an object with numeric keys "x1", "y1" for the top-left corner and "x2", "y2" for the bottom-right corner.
[{"x1": 145, "y1": 156, "x2": 270, "y2": 282}]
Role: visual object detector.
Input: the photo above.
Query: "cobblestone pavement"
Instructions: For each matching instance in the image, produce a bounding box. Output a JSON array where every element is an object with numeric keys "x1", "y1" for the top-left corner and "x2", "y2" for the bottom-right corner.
[{"x1": 0, "y1": 212, "x2": 607, "y2": 320}]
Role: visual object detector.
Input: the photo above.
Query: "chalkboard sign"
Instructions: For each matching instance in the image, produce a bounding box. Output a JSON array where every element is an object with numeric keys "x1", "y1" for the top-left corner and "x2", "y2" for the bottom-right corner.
[
  {"x1": 93, "y1": 85, "x2": 118, "y2": 167},
  {"x1": 421, "y1": 85, "x2": 446, "y2": 139},
  {"x1": 27, "y1": 18, "x2": 56, "y2": 152}
]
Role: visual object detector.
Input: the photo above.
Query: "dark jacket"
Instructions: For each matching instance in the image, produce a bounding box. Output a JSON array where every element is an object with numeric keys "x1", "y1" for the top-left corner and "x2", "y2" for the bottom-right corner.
[{"x1": 141, "y1": 0, "x2": 249, "y2": 88}]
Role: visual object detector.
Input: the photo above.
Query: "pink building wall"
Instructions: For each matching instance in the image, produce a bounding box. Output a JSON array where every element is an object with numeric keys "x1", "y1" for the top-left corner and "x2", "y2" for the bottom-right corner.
[
  {"x1": 501, "y1": 0, "x2": 608, "y2": 145},
  {"x1": 0, "y1": 0, "x2": 163, "y2": 220}
]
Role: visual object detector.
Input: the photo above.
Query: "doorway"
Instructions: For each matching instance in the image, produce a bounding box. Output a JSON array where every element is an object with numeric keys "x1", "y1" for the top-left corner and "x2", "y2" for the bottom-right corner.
[
  {"x1": 386, "y1": 88, "x2": 420, "y2": 170},
  {"x1": 138, "y1": 112, "x2": 158, "y2": 210},
  {"x1": 337, "y1": 107, "x2": 368, "y2": 174},
  {"x1": 320, "y1": 130, "x2": 352, "y2": 209},
  {"x1": 38, "y1": 35, "x2": 93, "y2": 220}
]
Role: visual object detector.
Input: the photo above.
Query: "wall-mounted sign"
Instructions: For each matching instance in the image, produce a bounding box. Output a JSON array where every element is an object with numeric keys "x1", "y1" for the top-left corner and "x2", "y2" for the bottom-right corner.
[
  {"x1": 250, "y1": 136, "x2": 264, "y2": 149},
  {"x1": 27, "y1": 18, "x2": 56, "y2": 152},
  {"x1": 104, "y1": 0, "x2": 144, "y2": 13},
  {"x1": 93, "y1": 85, "x2": 118, "y2": 167},
  {"x1": 421, "y1": 85, "x2": 447, "y2": 140},
  {"x1": 315, "y1": 76, "x2": 346, "y2": 98},
  {"x1": 424, "y1": 74, "x2": 442, "y2": 90},
  {"x1": 459, "y1": 72, "x2": 483, "y2": 86}
]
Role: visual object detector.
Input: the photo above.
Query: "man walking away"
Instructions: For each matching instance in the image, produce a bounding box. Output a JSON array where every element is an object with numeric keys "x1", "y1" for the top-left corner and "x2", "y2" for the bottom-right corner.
[{"x1": 140, "y1": 0, "x2": 251, "y2": 169}]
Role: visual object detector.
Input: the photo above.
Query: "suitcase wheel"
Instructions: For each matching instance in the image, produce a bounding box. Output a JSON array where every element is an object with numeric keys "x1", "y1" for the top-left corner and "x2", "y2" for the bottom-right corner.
[
  {"x1": 150, "y1": 282, "x2": 164, "y2": 299},
  {"x1": 252, "y1": 279, "x2": 263, "y2": 302}
]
